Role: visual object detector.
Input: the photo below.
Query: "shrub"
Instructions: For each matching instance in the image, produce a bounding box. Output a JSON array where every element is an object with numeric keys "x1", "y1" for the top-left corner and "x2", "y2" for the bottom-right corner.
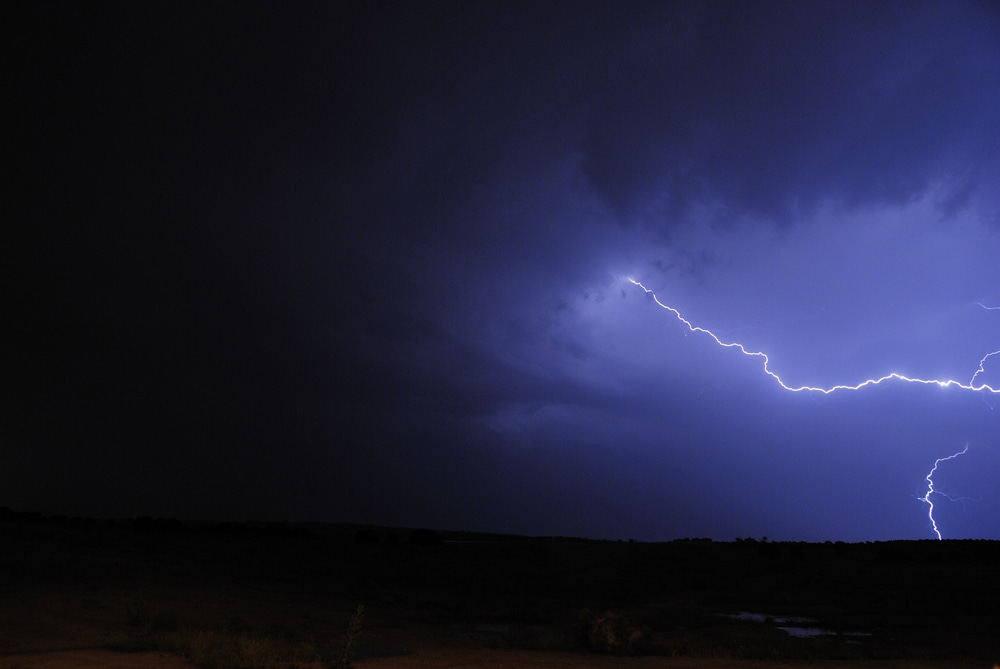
[{"x1": 330, "y1": 604, "x2": 364, "y2": 669}]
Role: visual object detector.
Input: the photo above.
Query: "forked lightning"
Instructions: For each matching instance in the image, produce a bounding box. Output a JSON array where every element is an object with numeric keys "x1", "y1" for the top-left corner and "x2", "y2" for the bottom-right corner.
[{"x1": 629, "y1": 278, "x2": 999, "y2": 539}]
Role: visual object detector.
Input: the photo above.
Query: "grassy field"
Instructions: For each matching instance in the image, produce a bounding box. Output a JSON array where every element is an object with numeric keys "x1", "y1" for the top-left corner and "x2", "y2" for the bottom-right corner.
[{"x1": 2, "y1": 510, "x2": 998, "y2": 668}]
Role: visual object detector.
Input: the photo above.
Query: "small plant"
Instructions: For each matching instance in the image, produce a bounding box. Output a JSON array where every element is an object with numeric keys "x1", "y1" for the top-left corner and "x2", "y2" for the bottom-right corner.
[{"x1": 330, "y1": 604, "x2": 364, "y2": 669}]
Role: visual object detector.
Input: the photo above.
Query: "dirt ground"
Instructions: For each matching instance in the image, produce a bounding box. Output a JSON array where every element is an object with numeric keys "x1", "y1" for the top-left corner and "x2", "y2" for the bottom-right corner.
[{"x1": 1, "y1": 646, "x2": 994, "y2": 669}]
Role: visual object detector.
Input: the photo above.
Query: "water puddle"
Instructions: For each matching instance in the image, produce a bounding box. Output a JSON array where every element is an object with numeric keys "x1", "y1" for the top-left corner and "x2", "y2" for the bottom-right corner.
[{"x1": 723, "y1": 611, "x2": 872, "y2": 641}]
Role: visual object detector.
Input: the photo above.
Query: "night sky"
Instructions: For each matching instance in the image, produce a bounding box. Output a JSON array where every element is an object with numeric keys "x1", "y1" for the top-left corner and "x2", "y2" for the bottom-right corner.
[{"x1": 7, "y1": 1, "x2": 1000, "y2": 541}]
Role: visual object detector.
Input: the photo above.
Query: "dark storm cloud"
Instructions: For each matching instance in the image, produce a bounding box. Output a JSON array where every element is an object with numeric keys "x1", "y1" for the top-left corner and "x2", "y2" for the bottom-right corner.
[
  {"x1": 320, "y1": 0, "x2": 1000, "y2": 541},
  {"x1": 579, "y1": 1, "x2": 1000, "y2": 226},
  {"x1": 7, "y1": 1, "x2": 999, "y2": 539}
]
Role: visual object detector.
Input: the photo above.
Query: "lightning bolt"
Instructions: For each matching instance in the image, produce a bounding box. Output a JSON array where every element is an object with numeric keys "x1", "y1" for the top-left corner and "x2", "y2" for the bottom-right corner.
[
  {"x1": 918, "y1": 445, "x2": 969, "y2": 541},
  {"x1": 971, "y1": 351, "x2": 1000, "y2": 391},
  {"x1": 628, "y1": 279, "x2": 999, "y2": 539},
  {"x1": 628, "y1": 279, "x2": 1000, "y2": 395}
]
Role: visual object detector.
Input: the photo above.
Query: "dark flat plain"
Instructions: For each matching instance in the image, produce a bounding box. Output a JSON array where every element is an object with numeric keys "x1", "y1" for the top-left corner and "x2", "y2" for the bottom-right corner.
[{"x1": 1, "y1": 513, "x2": 998, "y2": 668}]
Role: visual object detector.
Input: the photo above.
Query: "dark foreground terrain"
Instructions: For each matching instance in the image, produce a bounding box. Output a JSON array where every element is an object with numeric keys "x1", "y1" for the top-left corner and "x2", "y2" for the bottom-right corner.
[{"x1": 2, "y1": 509, "x2": 998, "y2": 668}]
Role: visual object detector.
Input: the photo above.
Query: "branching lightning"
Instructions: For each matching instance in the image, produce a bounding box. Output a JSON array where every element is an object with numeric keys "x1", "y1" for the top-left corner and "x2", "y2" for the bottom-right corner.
[
  {"x1": 918, "y1": 445, "x2": 969, "y2": 541},
  {"x1": 628, "y1": 279, "x2": 1000, "y2": 395},
  {"x1": 628, "y1": 279, "x2": 1000, "y2": 540}
]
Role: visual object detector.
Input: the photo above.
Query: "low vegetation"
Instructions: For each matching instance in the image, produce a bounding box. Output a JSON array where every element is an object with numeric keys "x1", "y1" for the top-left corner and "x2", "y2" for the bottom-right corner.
[{"x1": 1, "y1": 509, "x2": 998, "y2": 667}]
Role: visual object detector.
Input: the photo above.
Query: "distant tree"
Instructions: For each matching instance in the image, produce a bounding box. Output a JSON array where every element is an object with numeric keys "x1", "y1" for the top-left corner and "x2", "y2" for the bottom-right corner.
[{"x1": 758, "y1": 541, "x2": 782, "y2": 560}]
